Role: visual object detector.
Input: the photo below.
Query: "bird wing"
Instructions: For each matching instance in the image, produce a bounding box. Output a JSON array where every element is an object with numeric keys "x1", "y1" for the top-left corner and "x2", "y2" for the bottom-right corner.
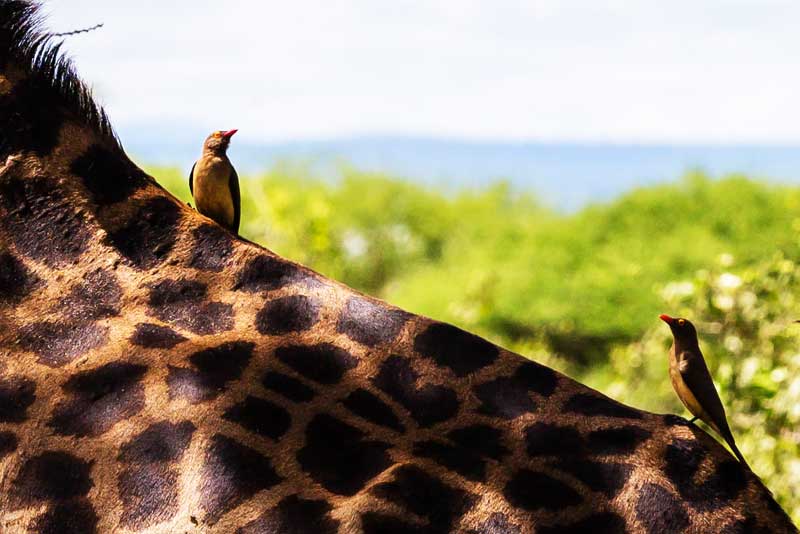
[
  {"x1": 678, "y1": 350, "x2": 730, "y2": 434},
  {"x1": 678, "y1": 350, "x2": 747, "y2": 464},
  {"x1": 229, "y1": 165, "x2": 240, "y2": 234},
  {"x1": 189, "y1": 161, "x2": 196, "y2": 196}
]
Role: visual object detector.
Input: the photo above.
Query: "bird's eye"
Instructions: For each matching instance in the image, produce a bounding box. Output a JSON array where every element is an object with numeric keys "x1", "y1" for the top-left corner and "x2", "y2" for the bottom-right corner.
[{"x1": 678, "y1": 319, "x2": 685, "y2": 326}]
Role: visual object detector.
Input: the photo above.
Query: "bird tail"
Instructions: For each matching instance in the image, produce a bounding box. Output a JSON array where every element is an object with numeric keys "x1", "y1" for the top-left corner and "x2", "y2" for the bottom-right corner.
[
  {"x1": 707, "y1": 416, "x2": 750, "y2": 469},
  {"x1": 728, "y1": 440, "x2": 749, "y2": 468},
  {"x1": 719, "y1": 426, "x2": 750, "y2": 469}
]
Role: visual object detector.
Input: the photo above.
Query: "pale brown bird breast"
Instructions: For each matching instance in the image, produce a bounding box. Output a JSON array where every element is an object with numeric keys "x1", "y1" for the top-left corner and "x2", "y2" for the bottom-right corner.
[
  {"x1": 669, "y1": 344, "x2": 708, "y2": 422},
  {"x1": 193, "y1": 156, "x2": 235, "y2": 228}
]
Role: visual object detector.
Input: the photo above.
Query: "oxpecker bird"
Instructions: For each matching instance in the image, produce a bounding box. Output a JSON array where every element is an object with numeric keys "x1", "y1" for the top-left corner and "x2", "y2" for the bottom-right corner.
[
  {"x1": 190, "y1": 129, "x2": 240, "y2": 234},
  {"x1": 659, "y1": 314, "x2": 749, "y2": 467}
]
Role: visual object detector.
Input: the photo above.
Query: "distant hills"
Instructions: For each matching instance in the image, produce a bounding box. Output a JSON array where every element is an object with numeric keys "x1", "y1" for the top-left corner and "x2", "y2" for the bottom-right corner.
[{"x1": 123, "y1": 131, "x2": 800, "y2": 211}]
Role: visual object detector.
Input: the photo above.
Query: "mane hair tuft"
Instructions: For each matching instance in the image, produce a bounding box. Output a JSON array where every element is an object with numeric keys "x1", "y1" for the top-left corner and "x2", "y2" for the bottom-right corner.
[{"x1": 0, "y1": 0, "x2": 120, "y2": 148}]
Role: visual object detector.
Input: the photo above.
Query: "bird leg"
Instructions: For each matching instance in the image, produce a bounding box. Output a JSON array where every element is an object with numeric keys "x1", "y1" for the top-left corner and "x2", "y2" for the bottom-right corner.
[{"x1": 689, "y1": 416, "x2": 698, "y2": 423}]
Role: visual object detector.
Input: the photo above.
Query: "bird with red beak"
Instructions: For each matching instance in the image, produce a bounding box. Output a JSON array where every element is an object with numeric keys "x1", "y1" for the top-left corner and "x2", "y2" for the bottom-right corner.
[
  {"x1": 189, "y1": 129, "x2": 240, "y2": 234},
  {"x1": 659, "y1": 314, "x2": 749, "y2": 467}
]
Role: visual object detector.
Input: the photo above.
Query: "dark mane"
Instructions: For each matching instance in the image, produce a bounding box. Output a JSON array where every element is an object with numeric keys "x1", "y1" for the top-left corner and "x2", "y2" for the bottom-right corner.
[{"x1": 0, "y1": 0, "x2": 120, "y2": 151}]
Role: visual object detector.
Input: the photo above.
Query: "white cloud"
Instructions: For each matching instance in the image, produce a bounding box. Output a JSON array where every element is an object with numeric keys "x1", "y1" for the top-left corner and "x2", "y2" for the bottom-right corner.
[{"x1": 44, "y1": 1, "x2": 800, "y2": 143}]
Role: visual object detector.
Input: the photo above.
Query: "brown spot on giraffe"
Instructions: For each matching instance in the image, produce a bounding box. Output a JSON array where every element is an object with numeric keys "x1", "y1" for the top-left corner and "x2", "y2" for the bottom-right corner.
[
  {"x1": 59, "y1": 269, "x2": 122, "y2": 321},
  {"x1": 167, "y1": 341, "x2": 254, "y2": 403},
  {"x1": 255, "y1": 294, "x2": 322, "y2": 335},
  {"x1": 48, "y1": 361, "x2": 148, "y2": 437},
  {"x1": 373, "y1": 354, "x2": 460, "y2": 427},
  {"x1": 147, "y1": 278, "x2": 234, "y2": 335},
  {"x1": 276, "y1": 343, "x2": 358, "y2": 384},
  {"x1": 130, "y1": 322, "x2": 188, "y2": 349},
  {"x1": 261, "y1": 370, "x2": 316, "y2": 402},
  {"x1": 106, "y1": 197, "x2": 183, "y2": 270},
  {"x1": 18, "y1": 320, "x2": 108, "y2": 367},
  {"x1": 27, "y1": 499, "x2": 99, "y2": 534},
  {"x1": 188, "y1": 222, "x2": 235, "y2": 272},
  {"x1": 368, "y1": 464, "x2": 477, "y2": 532},
  {"x1": 340, "y1": 387, "x2": 406, "y2": 432},
  {"x1": 223, "y1": 395, "x2": 292, "y2": 440},
  {"x1": 0, "y1": 174, "x2": 91, "y2": 266},
  {"x1": 199, "y1": 433, "x2": 282, "y2": 524},
  {"x1": 0, "y1": 431, "x2": 18, "y2": 459},
  {"x1": 297, "y1": 414, "x2": 392, "y2": 496},
  {"x1": 117, "y1": 420, "x2": 196, "y2": 528},
  {"x1": 337, "y1": 295, "x2": 411, "y2": 346},
  {"x1": 0, "y1": 4, "x2": 796, "y2": 533},
  {"x1": 9, "y1": 451, "x2": 94, "y2": 506},
  {"x1": 0, "y1": 376, "x2": 36, "y2": 423},
  {"x1": 233, "y1": 253, "x2": 317, "y2": 292},
  {"x1": 237, "y1": 495, "x2": 339, "y2": 534},
  {"x1": 0, "y1": 250, "x2": 40, "y2": 303}
]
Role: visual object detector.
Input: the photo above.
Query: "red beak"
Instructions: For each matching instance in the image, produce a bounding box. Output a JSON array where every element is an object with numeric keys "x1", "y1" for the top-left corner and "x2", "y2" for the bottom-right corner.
[
  {"x1": 222, "y1": 129, "x2": 238, "y2": 139},
  {"x1": 659, "y1": 314, "x2": 674, "y2": 324}
]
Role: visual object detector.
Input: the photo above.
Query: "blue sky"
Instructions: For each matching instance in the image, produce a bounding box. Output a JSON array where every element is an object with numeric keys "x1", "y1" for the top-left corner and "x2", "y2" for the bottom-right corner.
[{"x1": 45, "y1": 1, "x2": 800, "y2": 144}]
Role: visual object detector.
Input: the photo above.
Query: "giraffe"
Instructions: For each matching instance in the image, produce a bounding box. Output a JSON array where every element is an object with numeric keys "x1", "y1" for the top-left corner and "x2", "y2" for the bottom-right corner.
[{"x1": 0, "y1": 3, "x2": 796, "y2": 533}]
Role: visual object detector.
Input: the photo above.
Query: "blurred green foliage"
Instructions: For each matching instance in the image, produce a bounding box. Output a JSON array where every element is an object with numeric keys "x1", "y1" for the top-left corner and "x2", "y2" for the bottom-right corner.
[{"x1": 154, "y1": 164, "x2": 800, "y2": 522}]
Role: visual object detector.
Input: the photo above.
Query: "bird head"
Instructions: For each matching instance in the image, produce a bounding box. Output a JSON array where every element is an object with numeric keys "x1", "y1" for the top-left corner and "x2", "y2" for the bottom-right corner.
[
  {"x1": 203, "y1": 129, "x2": 238, "y2": 154},
  {"x1": 659, "y1": 314, "x2": 698, "y2": 342}
]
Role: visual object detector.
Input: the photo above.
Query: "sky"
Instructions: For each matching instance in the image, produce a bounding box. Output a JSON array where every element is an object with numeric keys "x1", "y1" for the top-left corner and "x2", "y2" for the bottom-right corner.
[{"x1": 44, "y1": 1, "x2": 800, "y2": 145}]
